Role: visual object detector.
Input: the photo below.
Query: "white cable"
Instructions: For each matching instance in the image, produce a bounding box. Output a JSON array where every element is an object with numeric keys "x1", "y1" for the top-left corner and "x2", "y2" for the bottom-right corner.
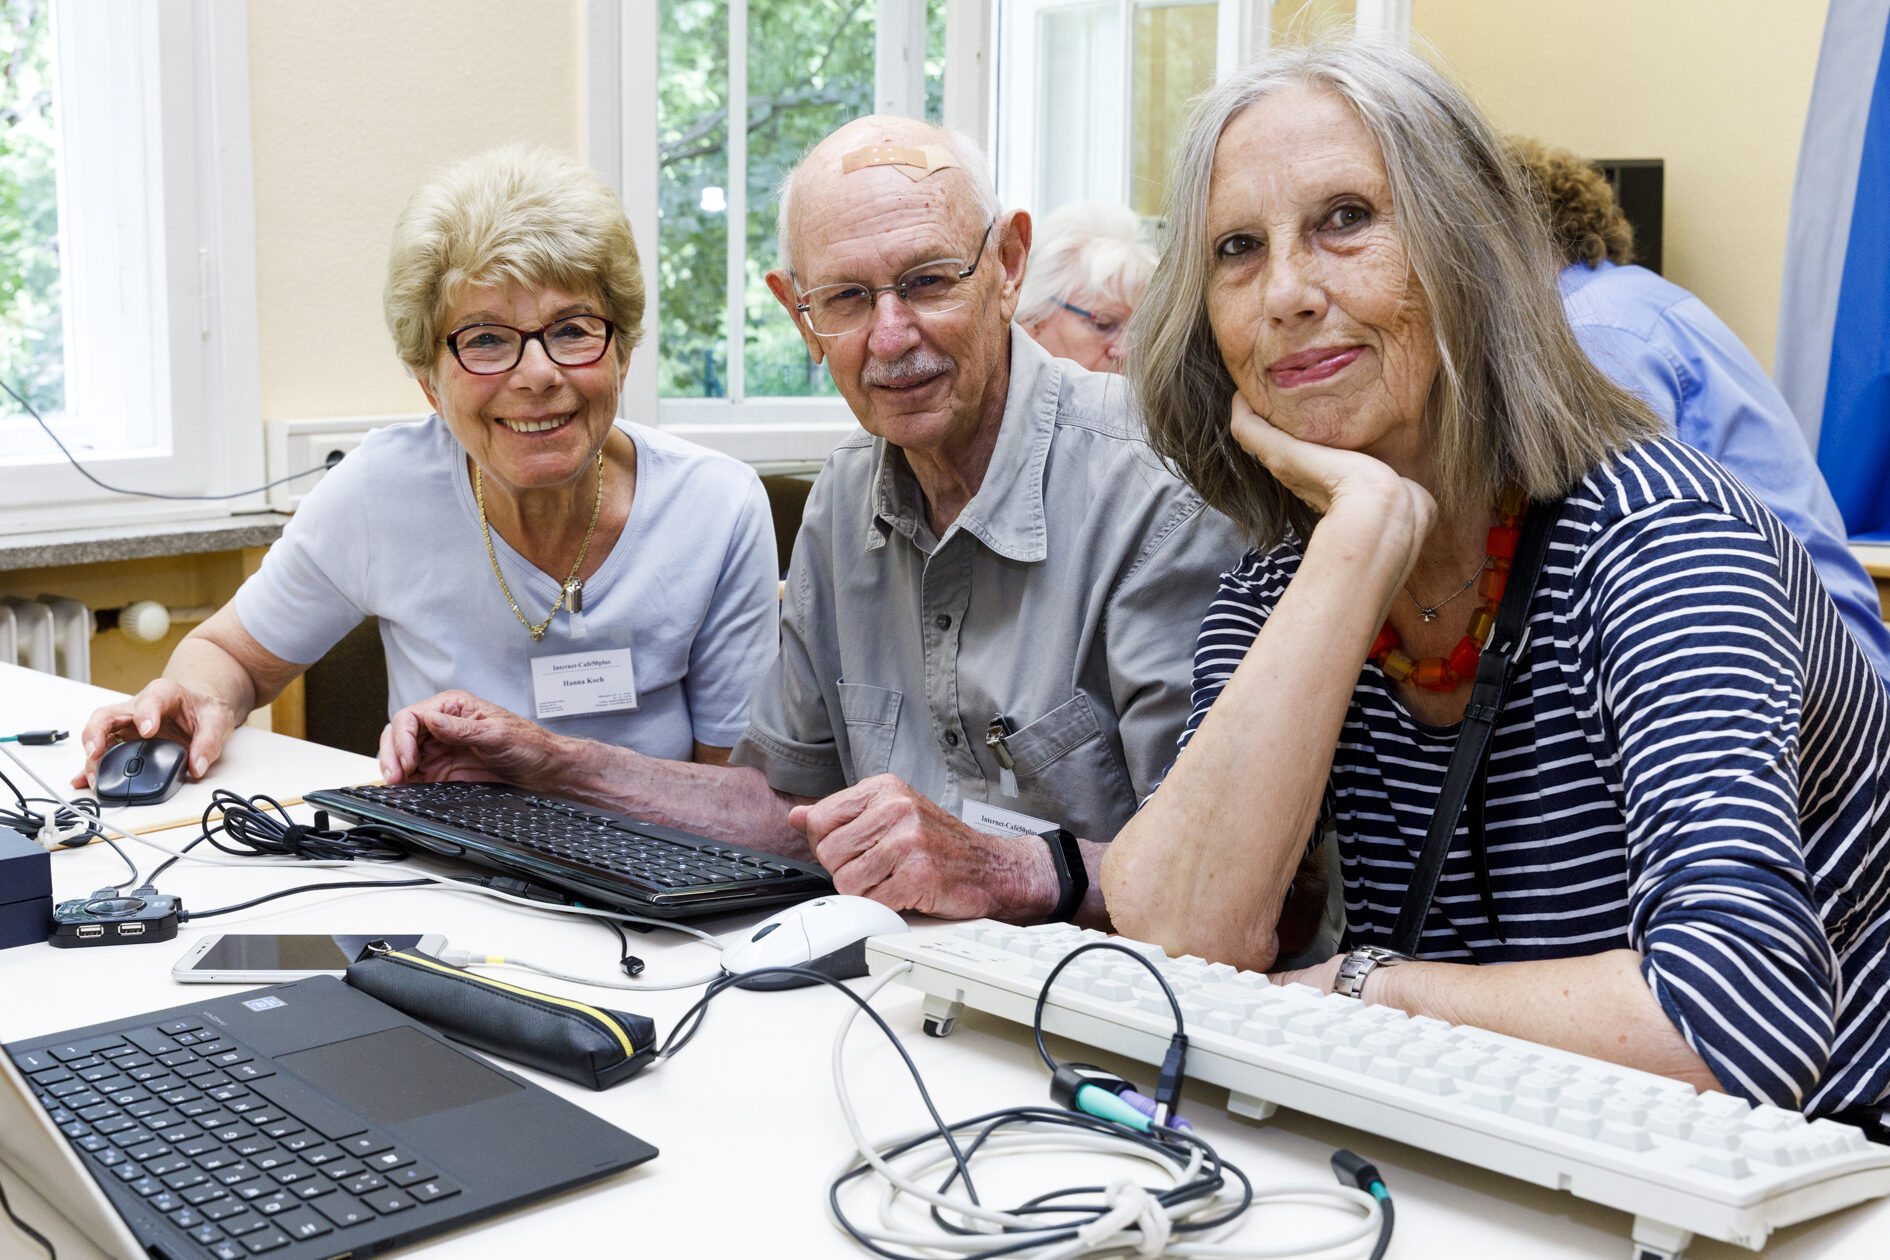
[
  {"x1": 823, "y1": 964, "x2": 1384, "y2": 1259},
  {"x1": 0, "y1": 745, "x2": 359, "y2": 871},
  {"x1": 436, "y1": 950, "x2": 725, "y2": 992},
  {"x1": 417, "y1": 872, "x2": 723, "y2": 947}
]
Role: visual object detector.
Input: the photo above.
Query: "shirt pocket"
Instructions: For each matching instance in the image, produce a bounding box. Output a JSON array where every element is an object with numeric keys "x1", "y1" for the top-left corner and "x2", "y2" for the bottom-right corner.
[
  {"x1": 1005, "y1": 693, "x2": 1105, "y2": 777},
  {"x1": 837, "y1": 681, "x2": 903, "y2": 782},
  {"x1": 1004, "y1": 694, "x2": 1133, "y2": 837}
]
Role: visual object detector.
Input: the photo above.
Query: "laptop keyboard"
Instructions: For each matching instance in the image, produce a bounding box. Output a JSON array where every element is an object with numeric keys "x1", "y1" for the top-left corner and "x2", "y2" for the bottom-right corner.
[
  {"x1": 323, "y1": 781, "x2": 819, "y2": 895},
  {"x1": 13, "y1": 1018, "x2": 458, "y2": 1258}
]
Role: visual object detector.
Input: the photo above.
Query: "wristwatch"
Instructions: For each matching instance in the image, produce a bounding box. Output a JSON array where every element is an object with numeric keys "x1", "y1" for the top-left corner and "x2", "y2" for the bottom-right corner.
[
  {"x1": 1037, "y1": 828, "x2": 1088, "y2": 923},
  {"x1": 1333, "y1": 945, "x2": 1409, "y2": 1000}
]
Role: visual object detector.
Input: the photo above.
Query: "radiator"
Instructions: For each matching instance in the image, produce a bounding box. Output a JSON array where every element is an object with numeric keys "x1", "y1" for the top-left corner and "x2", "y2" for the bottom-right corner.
[{"x1": 0, "y1": 596, "x2": 91, "y2": 683}]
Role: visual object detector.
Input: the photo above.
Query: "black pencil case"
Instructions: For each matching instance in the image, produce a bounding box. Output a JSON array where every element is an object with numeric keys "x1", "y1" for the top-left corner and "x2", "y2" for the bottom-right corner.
[{"x1": 344, "y1": 944, "x2": 656, "y2": 1090}]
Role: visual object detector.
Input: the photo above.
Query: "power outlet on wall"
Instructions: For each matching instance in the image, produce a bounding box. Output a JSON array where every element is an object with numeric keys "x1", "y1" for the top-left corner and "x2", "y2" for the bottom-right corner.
[{"x1": 265, "y1": 415, "x2": 425, "y2": 512}]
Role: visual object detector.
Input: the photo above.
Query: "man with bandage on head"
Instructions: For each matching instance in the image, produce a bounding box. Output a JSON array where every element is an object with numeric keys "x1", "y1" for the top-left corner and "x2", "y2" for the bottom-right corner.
[{"x1": 380, "y1": 117, "x2": 1243, "y2": 927}]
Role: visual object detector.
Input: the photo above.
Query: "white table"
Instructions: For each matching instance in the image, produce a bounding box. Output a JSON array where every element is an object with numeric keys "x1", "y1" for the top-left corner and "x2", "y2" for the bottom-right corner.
[{"x1": 1, "y1": 666, "x2": 1883, "y2": 1259}]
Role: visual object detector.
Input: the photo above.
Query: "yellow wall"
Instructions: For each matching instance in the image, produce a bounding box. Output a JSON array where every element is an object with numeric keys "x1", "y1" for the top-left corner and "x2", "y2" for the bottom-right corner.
[
  {"x1": 245, "y1": 0, "x2": 586, "y2": 421},
  {"x1": 1409, "y1": 1, "x2": 1825, "y2": 374}
]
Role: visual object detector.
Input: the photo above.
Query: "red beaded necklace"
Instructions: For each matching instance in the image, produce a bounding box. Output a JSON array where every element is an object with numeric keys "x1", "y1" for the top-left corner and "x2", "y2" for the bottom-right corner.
[{"x1": 1368, "y1": 487, "x2": 1528, "y2": 692}]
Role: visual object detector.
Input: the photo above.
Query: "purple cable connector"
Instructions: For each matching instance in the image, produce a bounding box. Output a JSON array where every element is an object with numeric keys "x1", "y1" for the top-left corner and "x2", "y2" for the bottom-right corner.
[{"x1": 1119, "y1": 1089, "x2": 1193, "y2": 1131}]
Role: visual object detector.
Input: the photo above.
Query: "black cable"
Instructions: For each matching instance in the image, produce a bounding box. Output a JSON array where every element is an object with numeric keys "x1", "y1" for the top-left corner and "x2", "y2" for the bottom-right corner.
[
  {"x1": 142, "y1": 791, "x2": 423, "y2": 919},
  {"x1": 598, "y1": 916, "x2": 647, "y2": 977},
  {"x1": 914, "y1": 1107, "x2": 1249, "y2": 1250},
  {"x1": 656, "y1": 964, "x2": 1265, "y2": 1260},
  {"x1": 180, "y1": 879, "x2": 434, "y2": 922},
  {"x1": 0, "y1": 1171, "x2": 57, "y2": 1260},
  {"x1": 0, "y1": 377, "x2": 339, "y2": 502},
  {"x1": 658, "y1": 965, "x2": 982, "y2": 1210},
  {"x1": 0, "y1": 767, "x2": 137, "y2": 888},
  {"x1": 196, "y1": 790, "x2": 408, "y2": 863},
  {"x1": 143, "y1": 835, "x2": 198, "y2": 887},
  {"x1": 1331, "y1": 1150, "x2": 1395, "y2": 1260},
  {"x1": 1029, "y1": 941, "x2": 1186, "y2": 1076},
  {"x1": 1030, "y1": 941, "x2": 1191, "y2": 1125}
]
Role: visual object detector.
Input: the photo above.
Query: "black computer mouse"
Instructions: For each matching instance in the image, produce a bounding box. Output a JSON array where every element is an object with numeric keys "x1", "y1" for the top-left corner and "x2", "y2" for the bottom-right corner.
[{"x1": 95, "y1": 737, "x2": 190, "y2": 806}]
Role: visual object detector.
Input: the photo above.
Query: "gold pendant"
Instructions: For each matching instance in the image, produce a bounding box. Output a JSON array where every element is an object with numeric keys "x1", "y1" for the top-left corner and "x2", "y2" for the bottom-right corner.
[{"x1": 531, "y1": 627, "x2": 546, "y2": 643}]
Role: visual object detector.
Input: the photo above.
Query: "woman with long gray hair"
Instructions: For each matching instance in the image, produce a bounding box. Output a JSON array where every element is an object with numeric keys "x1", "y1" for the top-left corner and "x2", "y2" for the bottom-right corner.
[{"x1": 1102, "y1": 42, "x2": 1890, "y2": 1125}]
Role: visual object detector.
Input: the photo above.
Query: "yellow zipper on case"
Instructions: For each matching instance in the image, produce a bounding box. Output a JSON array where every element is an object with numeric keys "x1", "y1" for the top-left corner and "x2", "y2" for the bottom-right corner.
[{"x1": 384, "y1": 950, "x2": 637, "y2": 1058}]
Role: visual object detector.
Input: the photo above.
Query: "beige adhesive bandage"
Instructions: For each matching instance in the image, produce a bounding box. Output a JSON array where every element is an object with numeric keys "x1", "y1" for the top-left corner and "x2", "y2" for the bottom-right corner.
[{"x1": 840, "y1": 144, "x2": 958, "y2": 182}]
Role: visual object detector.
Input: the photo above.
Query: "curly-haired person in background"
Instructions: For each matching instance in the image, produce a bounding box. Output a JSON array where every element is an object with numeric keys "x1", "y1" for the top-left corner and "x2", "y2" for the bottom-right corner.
[{"x1": 1510, "y1": 136, "x2": 1890, "y2": 686}]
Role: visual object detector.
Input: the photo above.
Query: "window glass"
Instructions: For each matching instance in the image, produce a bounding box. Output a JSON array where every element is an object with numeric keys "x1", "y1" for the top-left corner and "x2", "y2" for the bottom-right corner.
[
  {"x1": 740, "y1": 0, "x2": 875, "y2": 398},
  {"x1": 1129, "y1": 1, "x2": 1218, "y2": 217},
  {"x1": 1, "y1": 0, "x2": 163, "y2": 467},
  {"x1": 0, "y1": 0, "x2": 260, "y2": 523},
  {"x1": 1034, "y1": 2, "x2": 1123, "y2": 215},
  {"x1": 658, "y1": 0, "x2": 731, "y2": 399},
  {"x1": 656, "y1": 0, "x2": 945, "y2": 405},
  {"x1": 0, "y1": 0, "x2": 63, "y2": 431},
  {"x1": 926, "y1": 0, "x2": 946, "y2": 125}
]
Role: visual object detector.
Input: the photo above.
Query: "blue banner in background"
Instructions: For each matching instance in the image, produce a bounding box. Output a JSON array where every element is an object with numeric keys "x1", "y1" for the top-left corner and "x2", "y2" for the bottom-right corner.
[
  {"x1": 1821, "y1": 15, "x2": 1890, "y2": 539},
  {"x1": 1776, "y1": 0, "x2": 1890, "y2": 542}
]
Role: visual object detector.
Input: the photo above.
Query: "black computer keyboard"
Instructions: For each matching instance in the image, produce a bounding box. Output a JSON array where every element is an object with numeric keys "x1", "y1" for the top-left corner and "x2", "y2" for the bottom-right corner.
[
  {"x1": 15, "y1": 1021, "x2": 454, "y2": 1258},
  {"x1": 308, "y1": 781, "x2": 833, "y2": 917}
]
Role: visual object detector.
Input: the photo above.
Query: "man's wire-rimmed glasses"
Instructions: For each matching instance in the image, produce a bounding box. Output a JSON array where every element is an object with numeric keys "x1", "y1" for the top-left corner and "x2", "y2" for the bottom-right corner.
[
  {"x1": 795, "y1": 219, "x2": 996, "y2": 338},
  {"x1": 443, "y1": 315, "x2": 616, "y2": 375}
]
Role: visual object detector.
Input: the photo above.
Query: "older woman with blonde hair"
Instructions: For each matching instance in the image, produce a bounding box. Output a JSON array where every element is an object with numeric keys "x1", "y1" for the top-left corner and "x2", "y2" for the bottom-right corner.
[
  {"x1": 1104, "y1": 42, "x2": 1890, "y2": 1125},
  {"x1": 78, "y1": 145, "x2": 778, "y2": 784},
  {"x1": 1017, "y1": 201, "x2": 1157, "y2": 372}
]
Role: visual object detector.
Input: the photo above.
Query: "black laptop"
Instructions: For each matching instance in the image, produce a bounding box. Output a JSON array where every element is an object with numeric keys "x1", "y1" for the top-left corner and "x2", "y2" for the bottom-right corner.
[
  {"x1": 304, "y1": 781, "x2": 834, "y2": 919},
  {"x1": 1, "y1": 977, "x2": 655, "y2": 1259}
]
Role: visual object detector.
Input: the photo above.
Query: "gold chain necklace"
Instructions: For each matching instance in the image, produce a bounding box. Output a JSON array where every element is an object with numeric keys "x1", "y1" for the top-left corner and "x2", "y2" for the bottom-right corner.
[{"x1": 476, "y1": 449, "x2": 605, "y2": 643}]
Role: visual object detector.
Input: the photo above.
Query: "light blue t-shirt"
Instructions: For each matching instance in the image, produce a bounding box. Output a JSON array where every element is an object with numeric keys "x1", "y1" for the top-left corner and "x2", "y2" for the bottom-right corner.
[
  {"x1": 1560, "y1": 260, "x2": 1890, "y2": 686},
  {"x1": 235, "y1": 416, "x2": 780, "y2": 759}
]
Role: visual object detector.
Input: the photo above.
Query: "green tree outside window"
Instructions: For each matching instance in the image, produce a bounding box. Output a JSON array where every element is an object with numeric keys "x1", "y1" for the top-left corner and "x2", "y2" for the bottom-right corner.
[
  {"x1": 658, "y1": 0, "x2": 942, "y2": 400},
  {"x1": 0, "y1": 0, "x2": 63, "y2": 418}
]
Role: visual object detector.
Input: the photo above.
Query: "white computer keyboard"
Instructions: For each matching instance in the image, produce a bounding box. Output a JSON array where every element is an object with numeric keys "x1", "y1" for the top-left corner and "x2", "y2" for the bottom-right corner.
[{"x1": 864, "y1": 921, "x2": 1890, "y2": 1260}]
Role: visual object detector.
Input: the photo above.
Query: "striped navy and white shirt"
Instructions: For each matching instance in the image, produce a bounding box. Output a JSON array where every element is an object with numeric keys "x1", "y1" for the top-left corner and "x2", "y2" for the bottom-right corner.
[{"x1": 1177, "y1": 439, "x2": 1890, "y2": 1116}]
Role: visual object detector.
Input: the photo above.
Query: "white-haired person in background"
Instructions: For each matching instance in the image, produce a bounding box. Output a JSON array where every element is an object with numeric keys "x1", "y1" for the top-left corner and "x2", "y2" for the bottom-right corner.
[
  {"x1": 1016, "y1": 202, "x2": 1156, "y2": 373},
  {"x1": 77, "y1": 145, "x2": 780, "y2": 786}
]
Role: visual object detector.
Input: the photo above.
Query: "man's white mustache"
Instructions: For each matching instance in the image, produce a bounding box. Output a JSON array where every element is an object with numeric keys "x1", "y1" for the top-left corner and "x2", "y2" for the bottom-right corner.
[{"x1": 861, "y1": 348, "x2": 954, "y2": 387}]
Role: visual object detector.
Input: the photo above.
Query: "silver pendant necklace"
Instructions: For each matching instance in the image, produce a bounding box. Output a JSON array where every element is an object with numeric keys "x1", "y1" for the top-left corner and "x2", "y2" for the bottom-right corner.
[{"x1": 1405, "y1": 555, "x2": 1490, "y2": 623}]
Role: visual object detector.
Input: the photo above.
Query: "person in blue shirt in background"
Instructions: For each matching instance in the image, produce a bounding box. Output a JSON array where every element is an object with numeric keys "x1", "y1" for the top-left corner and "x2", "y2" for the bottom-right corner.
[{"x1": 1511, "y1": 137, "x2": 1890, "y2": 687}]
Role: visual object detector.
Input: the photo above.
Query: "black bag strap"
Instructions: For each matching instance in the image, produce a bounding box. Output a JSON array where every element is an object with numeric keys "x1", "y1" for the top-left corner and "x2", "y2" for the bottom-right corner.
[{"x1": 1387, "y1": 498, "x2": 1561, "y2": 955}]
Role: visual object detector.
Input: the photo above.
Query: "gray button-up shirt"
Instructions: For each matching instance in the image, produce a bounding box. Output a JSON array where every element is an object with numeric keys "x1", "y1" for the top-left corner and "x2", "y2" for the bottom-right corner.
[{"x1": 731, "y1": 330, "x2": 1246, "y2": 843}]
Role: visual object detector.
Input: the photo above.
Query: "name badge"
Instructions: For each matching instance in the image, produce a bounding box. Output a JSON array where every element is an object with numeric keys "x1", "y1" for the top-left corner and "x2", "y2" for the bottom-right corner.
[
  {"x1": 531, "y1": 648, "x2": 638, "y2": 720},
  {"x1": 961, "y1": 798, "x2": 1057, "y2": 838}
]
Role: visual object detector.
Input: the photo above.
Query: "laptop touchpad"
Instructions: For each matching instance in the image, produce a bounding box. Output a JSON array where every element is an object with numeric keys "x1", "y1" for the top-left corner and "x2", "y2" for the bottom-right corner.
[{"x1": 278, "y1": 1025, "x2": 522, "y2": 1124}]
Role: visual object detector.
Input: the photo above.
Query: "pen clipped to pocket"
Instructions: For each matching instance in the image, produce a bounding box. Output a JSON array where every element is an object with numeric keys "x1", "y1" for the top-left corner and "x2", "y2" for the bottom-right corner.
[{"x1": 344, "y1": 942, "x2": 655, "y2": 1090}]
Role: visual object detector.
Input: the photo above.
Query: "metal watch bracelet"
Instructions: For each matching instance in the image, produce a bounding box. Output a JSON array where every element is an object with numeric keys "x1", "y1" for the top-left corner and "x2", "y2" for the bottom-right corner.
[{"x1": 1333, "y1": 945, "x2": 1409, "y2": 1000}]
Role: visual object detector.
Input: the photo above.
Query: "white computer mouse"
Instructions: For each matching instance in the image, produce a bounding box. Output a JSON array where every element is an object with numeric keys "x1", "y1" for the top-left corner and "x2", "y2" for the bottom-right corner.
[{"x1": 719, "y1": 895, "x2": 909, "y2": 990}]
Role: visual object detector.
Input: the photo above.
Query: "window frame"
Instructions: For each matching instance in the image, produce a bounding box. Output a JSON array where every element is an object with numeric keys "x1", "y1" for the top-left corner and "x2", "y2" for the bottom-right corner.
[
  {"x1": 994, "y1": 0, "x2": 1272, "y2": 216},
  {"x1": 590, "y1": 0, "x2": 970, "y2": 464},
  {"x1": 0, "y1": 0, "x2": 262, "y2": 537}
]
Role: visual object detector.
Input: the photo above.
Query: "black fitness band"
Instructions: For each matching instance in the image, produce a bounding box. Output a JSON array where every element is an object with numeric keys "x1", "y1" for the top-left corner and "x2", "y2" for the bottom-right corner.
[{"x1": 1039, "y1": 827, "x2": 1088, "y2": 923}]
